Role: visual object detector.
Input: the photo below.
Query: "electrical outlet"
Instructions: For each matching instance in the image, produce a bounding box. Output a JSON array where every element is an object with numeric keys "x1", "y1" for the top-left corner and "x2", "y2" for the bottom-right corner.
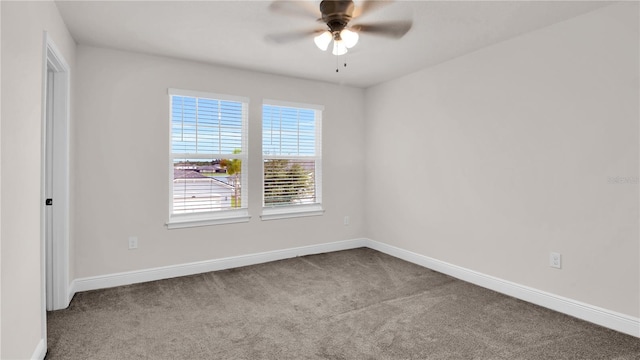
[
  {"x1": 128, "y1": 236, "x2": 138, "y2": 250},
  {"x1": 549, "y1": 252, "x2": 561, "y2": 269},
  {"x1": 344, "y1": 216, "x2": 350, "y2": 226}
]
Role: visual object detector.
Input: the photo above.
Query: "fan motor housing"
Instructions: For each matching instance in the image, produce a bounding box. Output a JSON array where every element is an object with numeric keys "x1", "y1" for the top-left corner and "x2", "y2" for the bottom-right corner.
[{"x1": 320, "y1": 0, "x2": 355, "y2": 33}]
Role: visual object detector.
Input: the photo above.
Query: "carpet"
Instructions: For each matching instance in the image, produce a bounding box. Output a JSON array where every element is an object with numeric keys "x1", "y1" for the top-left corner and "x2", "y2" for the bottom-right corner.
[{"x1": 47, "y1": 248, "x2": 639, "y2": 359}]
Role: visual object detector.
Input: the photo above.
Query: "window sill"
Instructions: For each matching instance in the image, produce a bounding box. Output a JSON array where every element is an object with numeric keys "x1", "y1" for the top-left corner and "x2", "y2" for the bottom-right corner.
[
  {"x1": 167, "y1": 209, "x2": 251, "y2": 229},
  {"x1": 261, "y1": 204, "x2": 324, "y2": 221}
]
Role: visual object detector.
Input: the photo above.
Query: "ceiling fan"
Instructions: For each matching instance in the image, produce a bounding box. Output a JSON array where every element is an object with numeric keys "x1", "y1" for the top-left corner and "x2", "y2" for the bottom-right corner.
[{"x1": 267, "y1": 0, "x2": 413, "y2": 56}]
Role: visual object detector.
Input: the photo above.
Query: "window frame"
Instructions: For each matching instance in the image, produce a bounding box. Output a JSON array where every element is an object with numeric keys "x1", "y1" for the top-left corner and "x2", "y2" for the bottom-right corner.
[
  {"x1": 261, "y1": 99, "x2": 324, "y2": 221},
  {"x1": 166, "y1": 88, "x2": 250, "y2": 229}
]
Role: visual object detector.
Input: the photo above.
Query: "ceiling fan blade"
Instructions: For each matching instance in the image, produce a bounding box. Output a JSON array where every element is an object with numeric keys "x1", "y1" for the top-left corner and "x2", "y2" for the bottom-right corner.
[
  {"x1": 265, "y1": 29, "x2": 325, "y2": 44},
  {"x1": 269, "y1": 1, "x2": 321, "y2": 20},
  {"x1": 353, "y1": 0, "x2": 394, "y2": 18},
  {"x1": 351, "y1": 20, "x2": 412, "y2": 38}
]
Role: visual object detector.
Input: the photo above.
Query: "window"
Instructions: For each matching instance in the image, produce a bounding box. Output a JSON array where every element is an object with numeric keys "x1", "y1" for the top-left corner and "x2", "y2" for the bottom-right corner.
[
  {"x1": 262, "y1": 100, "x2": 323, "y2": 220},
  {"x1": 167, "y1": 89, "x2": 249, "y2": 229}
]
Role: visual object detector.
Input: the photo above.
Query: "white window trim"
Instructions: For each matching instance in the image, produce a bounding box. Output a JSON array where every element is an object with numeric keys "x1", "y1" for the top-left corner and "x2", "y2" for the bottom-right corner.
[
  {"x1": 261, "y1": 204, "x2": 324, "y2": 221},
  {"x1": 166, "y1": 88, "x2": 250, "y2": 229},
  {"x1": 263, "y1": 99, "x2": 324, "y2": 112},
  {"x1": 168, "y1": 88, "x2": 248, "y2": 104},
  {"x1": 261, "y1": 99, "x2": 324, "y2": 221},
  {"x1": 167, "y1": 209, "x2": 250, "y2": 229}
]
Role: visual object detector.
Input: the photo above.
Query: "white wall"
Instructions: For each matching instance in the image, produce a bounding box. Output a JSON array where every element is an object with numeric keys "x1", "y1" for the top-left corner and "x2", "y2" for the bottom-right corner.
[
  {"x1": 1, "y1": 1, "x2": 76, "y2": 358},
  {"x1": 365, "y1": 3, "x2": 639, "y2": 318},
  {"x1": 73, "y1": 46, "x2": 366, "y2": 278}
]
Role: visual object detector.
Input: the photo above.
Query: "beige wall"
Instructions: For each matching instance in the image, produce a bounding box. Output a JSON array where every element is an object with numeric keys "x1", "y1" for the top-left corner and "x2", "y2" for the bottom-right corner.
[
  {"x1": 1, "y1": 1, "x2": 76, "y2": 358},
  {"x1": 1, "y1": 1, "x2": 638, "y2": 357},
  {"x1": 1, "y1": 1, "x2": 3, "y2": 356},
  {"x1": 365, "y1": 2, "x2": 639, "y2": 318},
  {"x1": 73, "y1": 46, "x2": 366, "y2": 278}
]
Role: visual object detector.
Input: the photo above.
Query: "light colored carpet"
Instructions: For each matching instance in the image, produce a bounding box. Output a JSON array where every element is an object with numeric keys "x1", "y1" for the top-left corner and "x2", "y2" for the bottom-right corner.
[{"x1": 47, "y1": 248, "x2": 639, "y2": 359}]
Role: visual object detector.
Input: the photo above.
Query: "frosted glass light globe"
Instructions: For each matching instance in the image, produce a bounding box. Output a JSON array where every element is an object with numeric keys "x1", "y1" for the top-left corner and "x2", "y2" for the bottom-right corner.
[
  {"x1": 332, "y1": 40, "x2": 348, "y2": 55},
  {"x1": 341, "y1": 29, "x2": 359, "y2": 49},
  {"x1": 314, "y1": 31, "x2": 332, "y2": 51}
]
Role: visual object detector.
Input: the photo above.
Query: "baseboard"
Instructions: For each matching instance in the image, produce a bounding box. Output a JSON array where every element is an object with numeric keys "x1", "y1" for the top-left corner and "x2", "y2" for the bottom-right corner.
[
  {"x1": 72, "y1": 238, "x2": 367, "y2": 294},
  {"x1": 68, "y1": 279, "x2": 77, "y2": 305},
  {"x1": 365, "y1": 238, "x2": 640, "y2": 338},
  {"x1": 31, "y1": 338, "x2": 46, "y2": 360},
  {"x1": 67, "y1": 237, "x2": 638, "y2": 338}
]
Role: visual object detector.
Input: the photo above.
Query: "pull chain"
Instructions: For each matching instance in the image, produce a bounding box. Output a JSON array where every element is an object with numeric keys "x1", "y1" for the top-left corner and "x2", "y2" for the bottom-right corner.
[
  {"x1": 336, "y1": 53, "x2": 348, "y2": 72},
  {"x1": 334, "y1": 43, "x2": 349, "y2": 73}
]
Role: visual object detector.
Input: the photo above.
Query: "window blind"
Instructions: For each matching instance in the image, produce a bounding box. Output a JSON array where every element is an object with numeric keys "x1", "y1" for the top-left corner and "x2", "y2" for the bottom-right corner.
[
  {"x1": 170, "y1": 90, "x2": 248, "y2": 215},
  {"x1": 262, "y1": 103, "x2": 322, "y2": 208}
]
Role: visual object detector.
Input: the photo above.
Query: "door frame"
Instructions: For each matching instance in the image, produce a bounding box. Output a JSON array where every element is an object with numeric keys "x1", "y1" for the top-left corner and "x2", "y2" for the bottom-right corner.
[{"x1": 40, "y1": 31, "x2": 71, "y2": 321}]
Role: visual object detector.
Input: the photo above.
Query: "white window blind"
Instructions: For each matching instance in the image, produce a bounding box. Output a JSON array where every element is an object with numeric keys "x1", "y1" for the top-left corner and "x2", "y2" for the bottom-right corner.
[
  {"x1": 169, "y1": 89, "x2": 248, "y2": 222},
  {"x1": 262, "y1": 101, "x2": 322, "y2": 212}
]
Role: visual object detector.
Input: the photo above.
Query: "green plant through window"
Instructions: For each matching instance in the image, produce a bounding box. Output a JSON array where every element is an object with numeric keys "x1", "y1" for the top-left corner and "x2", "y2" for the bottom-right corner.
[{"x1": 264, "y1": 159, "x2": 314, "y2": 205}]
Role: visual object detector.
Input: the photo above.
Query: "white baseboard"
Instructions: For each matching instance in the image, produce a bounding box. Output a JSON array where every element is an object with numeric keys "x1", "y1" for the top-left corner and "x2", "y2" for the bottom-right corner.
[
  {"x1": 72, "y1": 238, "x2": 367, "y2": 294},
  {"x1": 31, "y1": 338, "x2": 46, "y2": 360},
  {"x1": 67, "y1": 237, "x2": 638, "y2": 338},
  {"x1": 68, "y1": 279, "x2": 77, "y2": 305},
  {"x1": 366, "y1": 239, "x2": 640, "y2": 338}
]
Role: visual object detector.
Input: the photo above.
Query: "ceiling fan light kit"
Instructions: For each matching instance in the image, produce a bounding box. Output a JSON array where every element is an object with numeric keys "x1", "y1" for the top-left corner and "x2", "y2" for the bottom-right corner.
[{"x1": 314, "y1": 28, "x2": 358, "y2": 55}]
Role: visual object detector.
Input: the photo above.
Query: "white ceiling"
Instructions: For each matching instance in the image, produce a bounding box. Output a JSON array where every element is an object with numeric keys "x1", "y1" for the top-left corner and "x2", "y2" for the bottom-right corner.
[{"x1": 55, "y1": 0, "x2": 612, "y2": 88}]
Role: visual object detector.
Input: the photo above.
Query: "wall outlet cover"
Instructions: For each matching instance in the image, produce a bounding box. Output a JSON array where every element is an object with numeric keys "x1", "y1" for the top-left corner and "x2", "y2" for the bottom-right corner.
[
  {"x1": 129, "y1": 236, "x2": 138, "y2": 250},
  {"x1": 550, "y1": 252, "x2": 561, "y2": 269}
]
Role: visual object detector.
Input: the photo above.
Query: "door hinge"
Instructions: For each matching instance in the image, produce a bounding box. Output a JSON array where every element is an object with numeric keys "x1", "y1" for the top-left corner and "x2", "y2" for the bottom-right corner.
[{"x1": 46, "y1": 198, "x2": 53, "y2": 206}]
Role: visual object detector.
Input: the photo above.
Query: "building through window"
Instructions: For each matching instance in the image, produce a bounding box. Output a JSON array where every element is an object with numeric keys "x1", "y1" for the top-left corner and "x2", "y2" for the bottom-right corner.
[{"x1": 168, "y1": 89, "x2": 249, "y2": 228}]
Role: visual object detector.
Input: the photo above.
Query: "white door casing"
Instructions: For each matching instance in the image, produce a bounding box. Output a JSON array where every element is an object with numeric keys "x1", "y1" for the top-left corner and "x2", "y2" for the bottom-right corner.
[{"x1": 41, "y1": 32, "x2": 71, "y2": 318}]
